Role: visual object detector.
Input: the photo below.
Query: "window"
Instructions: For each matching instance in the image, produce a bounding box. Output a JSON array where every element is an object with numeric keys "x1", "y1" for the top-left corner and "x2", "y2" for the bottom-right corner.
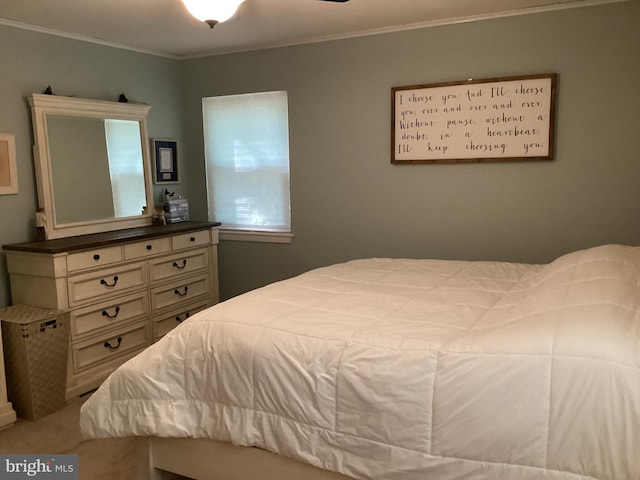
[
  {"x1": 203, "y1": 91, "x2": 291, "y2": 243},
  {"x1": 104, "y1": 119, "x2": 146, "y2": 218}
]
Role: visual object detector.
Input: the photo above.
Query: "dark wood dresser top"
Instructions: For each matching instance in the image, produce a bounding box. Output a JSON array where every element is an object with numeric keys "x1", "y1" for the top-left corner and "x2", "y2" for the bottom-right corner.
[{"x1": 3, "y1": 221, "x2": 221, "y2": 254}]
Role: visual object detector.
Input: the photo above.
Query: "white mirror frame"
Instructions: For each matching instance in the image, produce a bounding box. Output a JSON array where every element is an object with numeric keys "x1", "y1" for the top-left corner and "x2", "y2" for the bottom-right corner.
[{"x1": 28, "y1": 94, "x2": 154, "y2": 240}]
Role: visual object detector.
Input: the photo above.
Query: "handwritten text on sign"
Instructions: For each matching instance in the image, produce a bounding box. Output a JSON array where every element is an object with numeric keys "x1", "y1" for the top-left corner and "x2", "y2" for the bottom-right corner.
[{"x1": 392, "y1": 74, "x2": 556, "y2": 163}]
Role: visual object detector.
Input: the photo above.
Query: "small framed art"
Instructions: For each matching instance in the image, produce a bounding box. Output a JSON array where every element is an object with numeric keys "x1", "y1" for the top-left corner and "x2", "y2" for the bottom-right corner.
[
  {"x1": 152, "y1": 139, "x2": 178, "y2": 184},
  {"x1": 0, "y1": 133, "x2": 18, "y2": 195}
]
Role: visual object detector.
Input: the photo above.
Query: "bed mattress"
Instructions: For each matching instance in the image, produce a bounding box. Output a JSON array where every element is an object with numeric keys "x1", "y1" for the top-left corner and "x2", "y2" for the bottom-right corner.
[{"x1": 80, "y1": 244, "x2": 640, "y2": 480}]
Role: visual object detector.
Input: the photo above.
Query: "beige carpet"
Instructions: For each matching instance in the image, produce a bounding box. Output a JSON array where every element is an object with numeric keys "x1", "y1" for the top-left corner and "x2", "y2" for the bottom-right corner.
[{"x1": 0, "y1": 394, "x2": 187, "y2": 480}]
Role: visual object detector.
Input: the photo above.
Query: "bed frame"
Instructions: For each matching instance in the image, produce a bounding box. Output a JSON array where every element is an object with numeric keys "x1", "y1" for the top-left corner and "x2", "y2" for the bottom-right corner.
[{"x1": 137, "y1": 437, "x2": 354, "y2": 480}]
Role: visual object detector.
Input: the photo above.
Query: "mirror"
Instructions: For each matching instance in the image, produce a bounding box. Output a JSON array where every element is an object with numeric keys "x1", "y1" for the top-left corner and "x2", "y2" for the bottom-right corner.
[{"x1": 28, "y1": 94, "x2": 154, "y2": 239}]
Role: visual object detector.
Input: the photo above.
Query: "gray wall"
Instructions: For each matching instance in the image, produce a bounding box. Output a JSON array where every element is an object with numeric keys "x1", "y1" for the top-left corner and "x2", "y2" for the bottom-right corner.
[
  {"x1": 0, "y1": 27, "x2": 183, "y2": 307},
  {"x1": 0, "y1": 1, "x2": 639, "y2": 306},
  {"x1": 182, "y1": 1, "x2": 640, "y2": 299}
]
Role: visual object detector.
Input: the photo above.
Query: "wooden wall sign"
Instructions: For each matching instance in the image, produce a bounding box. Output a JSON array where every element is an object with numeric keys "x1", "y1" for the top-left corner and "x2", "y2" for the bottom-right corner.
[{"x1": 391, "y1": 73, "x2": 556, "y2": 164}]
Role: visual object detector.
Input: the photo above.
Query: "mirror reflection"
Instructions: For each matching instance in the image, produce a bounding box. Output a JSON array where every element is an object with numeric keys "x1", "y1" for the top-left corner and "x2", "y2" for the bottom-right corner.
[{"x1": 47, "y1": 115, "x2": 147, "y2": 224}]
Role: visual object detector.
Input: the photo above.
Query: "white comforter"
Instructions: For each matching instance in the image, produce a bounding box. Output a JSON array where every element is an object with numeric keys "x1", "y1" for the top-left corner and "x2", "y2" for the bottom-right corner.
[{"x1": 80, "y1": 244, "x2": 640, "y2": 480}]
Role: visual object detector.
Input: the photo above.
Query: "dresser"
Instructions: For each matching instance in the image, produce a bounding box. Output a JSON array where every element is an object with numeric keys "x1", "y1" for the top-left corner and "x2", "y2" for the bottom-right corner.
[{"x1": 3, "y1": 221, "x2": 220, "y2": 399}]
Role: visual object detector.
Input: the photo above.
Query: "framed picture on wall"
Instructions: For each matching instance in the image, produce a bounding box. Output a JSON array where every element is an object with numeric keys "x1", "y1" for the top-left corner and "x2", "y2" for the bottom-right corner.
[
  {"x1": 391, "y1": 73, "x2": 557, "y2": 164},
  {"x1": 0, "y1": 133, "x2": 18, "y2": 195},
  {"x1": 152, "y1": 139, "x2": 179, "y2": 184}
]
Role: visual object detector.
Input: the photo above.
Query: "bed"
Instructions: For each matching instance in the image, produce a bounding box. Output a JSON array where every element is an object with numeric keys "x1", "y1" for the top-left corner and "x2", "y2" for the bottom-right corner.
[{"x1": 80, "y1": 244, "x2": 640, "y2": 480}]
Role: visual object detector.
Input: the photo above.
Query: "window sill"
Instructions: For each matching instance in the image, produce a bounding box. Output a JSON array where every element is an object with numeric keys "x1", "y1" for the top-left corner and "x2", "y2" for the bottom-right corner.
[{"x1": 219, "y1": 229, "x2": 294, "y2": 244}]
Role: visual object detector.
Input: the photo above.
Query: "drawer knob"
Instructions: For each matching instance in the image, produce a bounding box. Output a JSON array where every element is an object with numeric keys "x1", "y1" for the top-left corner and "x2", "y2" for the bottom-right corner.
[
  {"x1": 103, "y1": 336, "x2": 122, "y2": 351},
  {"x1": 173, "y1": 259, "x2": 187, "y2": 270},
  {"x1": 100, "y1": 275, "x2": 119, "y2": 288},
  {"x1": 101, "y1": 306, "x2": 121, "y2": 319},
  {"x1": 146, "y1": 244, "x2": 153, "y2": 251},
  {"x1": 190, "y1": 236, "x2": 196, "y2": 242},
  {"x1": 93, "y1": 254, "x2": 101, "y2": 261},
  {"x1": 176, "y1": 312, "x2": 191, "y2": 324},
  {"x1": 174, "y1": 286, "x2": 189, "y2": 297}
]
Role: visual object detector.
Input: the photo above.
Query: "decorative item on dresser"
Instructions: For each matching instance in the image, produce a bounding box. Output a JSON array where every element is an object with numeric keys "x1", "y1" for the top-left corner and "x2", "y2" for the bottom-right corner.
[{"x1": 2, "y1": 221, "x2": 220, "y2": 400}]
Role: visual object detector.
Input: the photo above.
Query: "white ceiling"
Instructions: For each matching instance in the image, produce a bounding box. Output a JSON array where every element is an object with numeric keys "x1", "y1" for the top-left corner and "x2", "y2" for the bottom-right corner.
[{"x1": 0, "y1": 0, "x2": 622, "y2": 59}]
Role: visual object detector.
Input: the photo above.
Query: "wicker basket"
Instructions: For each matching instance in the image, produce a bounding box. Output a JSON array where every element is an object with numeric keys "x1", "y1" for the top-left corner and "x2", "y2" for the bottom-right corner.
[{"x1": 0, "y1": 305, "x2": 69, "y2": 420}]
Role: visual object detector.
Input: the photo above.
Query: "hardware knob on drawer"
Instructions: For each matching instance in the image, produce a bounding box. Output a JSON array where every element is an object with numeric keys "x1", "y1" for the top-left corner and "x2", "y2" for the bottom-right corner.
[
  {"x1": 93, "y1": 254, "x2": 101, "y2": 261},
  {"x1": 146, "y1": 245, "x2": 153, "y2": 251},
  {"x1": 101, "y1": 306, "x2": 121, "y2": 319},
  {"x1": 103, "y1": 337, "x2": 122, "y2": 350},
  {"x1": 174, "y1": 286, "x2": 189, "y2": 297},
  {"x1": 173, "y1": 259, "x2": 187, "y2": 269},
  {"x1": 100, "y1": 276, "x2": 119, "y2": 287},
  {"x1": 176, "y1": 312, "x2": 191, "y2": 323},
  {"x1": 190, "y1": 236, "x2": 196, "y2": 242}
]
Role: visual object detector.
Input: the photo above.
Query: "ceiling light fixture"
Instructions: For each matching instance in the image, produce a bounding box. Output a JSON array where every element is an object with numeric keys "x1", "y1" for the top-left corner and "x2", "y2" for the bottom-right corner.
[{"x1": 180, "y1": 0, "x2": 246, "y2": 28}]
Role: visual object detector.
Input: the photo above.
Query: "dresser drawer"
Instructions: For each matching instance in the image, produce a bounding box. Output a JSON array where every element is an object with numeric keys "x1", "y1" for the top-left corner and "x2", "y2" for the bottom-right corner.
[
  {"x1": 67, "y1": 246, "x2": 123, "y2": 272},
  {"x1": 70, "y1": 291, "x2": 150, "y2": 339},
  {"x1": 149, "y1": 248, "x2": 209, "y2": 284},
  {"x1": 153, "y1": 300, "x2": 210, "y2": 340},
  {"x1": 124, "y1": 237, "x2": 171, "y2": 260},
  {"x1": 71, "y1": 321, "x2": 150, "y2": 374},
  {"x1": 150, "y1": 274, "x2": 210, "y2": 313},
  {"x1": 172, "y1": 230, "x2": 210, "y2": 251},
  {"x1": 67, "y1": 261, "x2": 147, "y2": 307}
]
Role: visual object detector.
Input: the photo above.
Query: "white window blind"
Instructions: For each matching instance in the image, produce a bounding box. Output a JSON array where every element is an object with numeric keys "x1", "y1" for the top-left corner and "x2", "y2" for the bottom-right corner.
[{"x1": 203, "y1": 91, "x2": 291, "y2": 233}]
